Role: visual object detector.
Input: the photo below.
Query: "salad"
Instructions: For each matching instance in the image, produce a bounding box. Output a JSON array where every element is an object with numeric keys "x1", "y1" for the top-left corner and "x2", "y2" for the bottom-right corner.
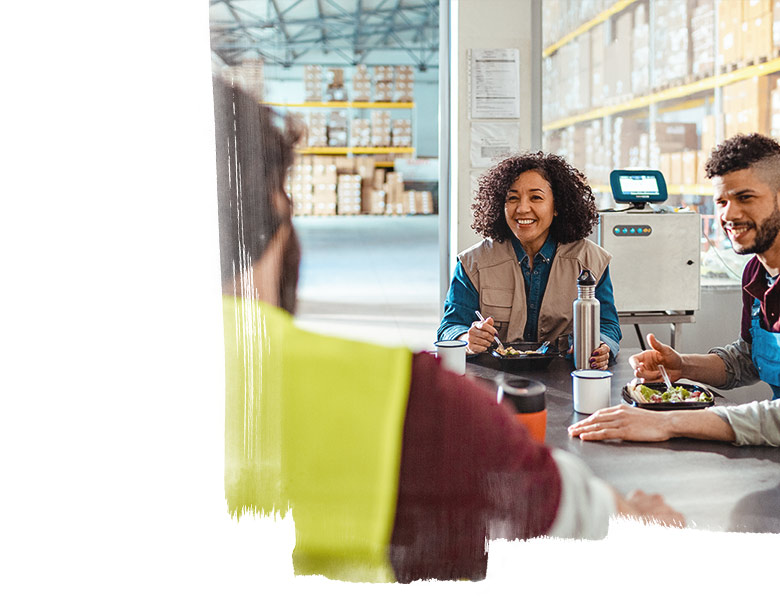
[
  {"x1": 629, "y1": 383, "x2": 712, "y2": 404},
  {"x1": 495, "y1": 346, "x2": 542, "y2": 356}
]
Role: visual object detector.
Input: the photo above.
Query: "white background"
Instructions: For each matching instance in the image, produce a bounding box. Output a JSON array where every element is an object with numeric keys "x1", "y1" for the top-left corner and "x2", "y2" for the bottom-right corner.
[{"x1": 3, "y1": 2, "x2": 780, "y2": 598}]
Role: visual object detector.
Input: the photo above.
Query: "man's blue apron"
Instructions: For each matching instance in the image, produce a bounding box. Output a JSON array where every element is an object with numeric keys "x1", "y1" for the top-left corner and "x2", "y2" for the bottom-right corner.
[{"x1": 750, "y1": 297, "x2": 780, "y2": 398}]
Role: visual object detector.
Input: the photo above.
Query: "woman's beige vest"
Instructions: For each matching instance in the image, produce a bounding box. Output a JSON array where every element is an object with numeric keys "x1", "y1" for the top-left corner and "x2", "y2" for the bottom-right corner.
[{"x1": 458, "y1": 238, "x2": 612, "y2": 351}]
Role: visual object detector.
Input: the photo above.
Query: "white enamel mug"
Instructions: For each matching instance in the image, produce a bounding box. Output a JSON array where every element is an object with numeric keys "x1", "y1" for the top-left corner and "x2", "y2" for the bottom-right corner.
[
  {"x1": 571, "y1": 369, "x2": 613, "y2": 414},
  {"x1": 434, "y1": 340, "x2": 468, "y2": 376}
]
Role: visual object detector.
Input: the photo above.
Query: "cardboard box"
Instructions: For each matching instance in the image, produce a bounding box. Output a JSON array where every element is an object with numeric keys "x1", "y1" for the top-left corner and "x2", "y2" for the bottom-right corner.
[
  {"x1": 681, "y1": 150, "x2": 698, "y2": 185},
  {"x1": 697, "y1": 150, "x2": 709, "y2": 185},
  {"x1": 670, "y1": 152, "x2": 683, "y2": 185},
  {"x1": 660, "y1": 153, "x2": 673, "y2": 182},
  {"x1": 363, "y1": 189, "x2": 386, "y2": 214},
  {"x1": 334, "y1": 157, "x2": 356, "y2": 174},
  {"x1": 654, "y1": 122, "x2": 698, "y2": 152}
]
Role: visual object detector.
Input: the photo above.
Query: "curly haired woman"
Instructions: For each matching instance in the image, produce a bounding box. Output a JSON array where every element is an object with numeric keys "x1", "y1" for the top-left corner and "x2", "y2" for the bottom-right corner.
[{"x1": 437, "y1": 152, "x2": 621, "y2": 369}]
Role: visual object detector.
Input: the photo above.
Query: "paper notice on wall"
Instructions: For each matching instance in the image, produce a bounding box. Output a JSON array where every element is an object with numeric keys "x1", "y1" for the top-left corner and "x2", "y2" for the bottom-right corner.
[
  {"x1": 470, "y1": 48, "x2": 521, "y2": 119},
  {"x1": 470, "y1": 121, "x2": 520, "y2": 168}
]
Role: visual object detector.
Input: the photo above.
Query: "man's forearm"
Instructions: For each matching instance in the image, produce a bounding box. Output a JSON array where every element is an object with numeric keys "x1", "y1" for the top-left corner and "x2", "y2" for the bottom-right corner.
[
  {"x1": 666, "y1": 409, "x2": 736, "y2": 442},
  {"x1": 680, "y1": 352, "x2": 728, "y2": 388}
]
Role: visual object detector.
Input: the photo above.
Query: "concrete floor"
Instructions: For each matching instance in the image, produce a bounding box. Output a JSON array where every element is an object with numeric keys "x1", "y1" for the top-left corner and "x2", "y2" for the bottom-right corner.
[{"x1": 293, "y1": 214, "x2": 440, "y2": 352}]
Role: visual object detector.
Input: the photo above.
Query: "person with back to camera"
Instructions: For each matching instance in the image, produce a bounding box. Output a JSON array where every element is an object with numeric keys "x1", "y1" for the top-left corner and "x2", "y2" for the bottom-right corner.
[
  {"x1": 213, "y1": 76, "x2": 683, "y2": 584},
  {"x1": 437, "y1": 152, "x2": 621, "y2": 370},
  {"x1": 569, "y1": 133, "x2": 780, "y2": 446}
]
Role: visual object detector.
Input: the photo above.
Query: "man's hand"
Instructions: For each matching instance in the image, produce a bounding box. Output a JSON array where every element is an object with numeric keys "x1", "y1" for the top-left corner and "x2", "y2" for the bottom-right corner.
[
  {"x1": 615, "y1": 490, "x2": 686, "y2": 527},
  {"x1": 464, "y1": 316, "x2": 497, "y2": 354},
  {"x1": 629, "y1": 333, "x2": 684, "y2": 382},
  {"x1": 568, "y1": 404, "x2": 673, "y2": 442}
]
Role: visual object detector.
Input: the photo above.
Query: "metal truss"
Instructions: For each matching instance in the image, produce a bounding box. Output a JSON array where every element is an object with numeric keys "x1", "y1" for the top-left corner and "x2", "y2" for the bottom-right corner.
[{"x1": 210, "y1": 0, "x2": 439, "y2": 70}]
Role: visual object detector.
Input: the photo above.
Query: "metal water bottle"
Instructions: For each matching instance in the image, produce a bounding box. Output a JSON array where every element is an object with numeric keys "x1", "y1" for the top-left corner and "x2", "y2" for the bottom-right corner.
[{"x1": 573, "y1": 268, "x2": 600, "y2": 370}]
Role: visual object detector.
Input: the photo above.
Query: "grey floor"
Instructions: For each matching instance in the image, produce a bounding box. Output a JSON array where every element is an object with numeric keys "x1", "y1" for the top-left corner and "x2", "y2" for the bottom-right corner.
[{"x1": 293, "y1": 214, "x2": 441, "y2": 352}]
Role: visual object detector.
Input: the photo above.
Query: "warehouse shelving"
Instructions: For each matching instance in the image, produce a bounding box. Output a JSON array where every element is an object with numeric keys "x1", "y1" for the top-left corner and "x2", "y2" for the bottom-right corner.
[
  {"x1": 264, "y1": 100, "x2": 416, "y2": 168},
  {"x1": 544, "y1": 57, "x2": 780, "y2": 131},
  {"x1": 542, "y1": 0, "x2": 780, "y2": 196},
  {"x1": 543, "y1": 0, "x2": 641, "y2": 58}
]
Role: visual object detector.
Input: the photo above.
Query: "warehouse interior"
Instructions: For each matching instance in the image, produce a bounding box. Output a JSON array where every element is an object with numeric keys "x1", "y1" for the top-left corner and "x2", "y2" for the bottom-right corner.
[
  {"x1": 10, "y1": 2, "x2": 780, "y2": 597},
  {"x1": 209, "y1": 0, "x2": 777, "y2": 406}
]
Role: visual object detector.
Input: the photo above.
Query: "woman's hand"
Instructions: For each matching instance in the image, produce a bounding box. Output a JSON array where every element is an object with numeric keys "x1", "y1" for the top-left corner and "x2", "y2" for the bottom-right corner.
[
  {"x1": 590, "y1": 342, "x2": 610, "y2": 370},
  {"x1": 629, "y1": 333, "x2": 683, "y2": 382},
  {"x1": 565, "y1": 341, "x2": 610, "y2": 370},
  {"x1": 463, "y1": 316, "x2": 498, "y2": 354}
]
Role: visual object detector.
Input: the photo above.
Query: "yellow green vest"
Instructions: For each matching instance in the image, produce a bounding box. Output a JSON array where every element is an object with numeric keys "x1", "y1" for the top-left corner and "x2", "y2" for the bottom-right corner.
[{"x1": 223, "y1": 296, "x2": 412, "y2": 581}]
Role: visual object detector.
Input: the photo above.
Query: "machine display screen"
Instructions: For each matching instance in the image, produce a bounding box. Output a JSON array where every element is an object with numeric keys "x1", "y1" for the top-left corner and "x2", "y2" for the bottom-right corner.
[
  {"x1": 610, "y1": 169, "x2": 668, "y2": 204},
  {"x1": 618, "y1": 175, "x2": 659, "y2": 195}
]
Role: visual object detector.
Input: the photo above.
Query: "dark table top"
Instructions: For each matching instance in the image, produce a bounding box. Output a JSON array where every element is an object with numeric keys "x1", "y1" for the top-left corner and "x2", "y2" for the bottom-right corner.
[{"x1": 466, "y1": 349, "x2": 780, "y2": 533}]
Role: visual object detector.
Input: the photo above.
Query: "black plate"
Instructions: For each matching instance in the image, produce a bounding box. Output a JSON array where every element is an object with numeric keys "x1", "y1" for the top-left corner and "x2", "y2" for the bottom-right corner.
[
  {"x1": 621, "y1": 381, "x2": 715, "y2": 411},
  {"x1": 489, "y1": 341, "x2": 559, "y2": 372}
]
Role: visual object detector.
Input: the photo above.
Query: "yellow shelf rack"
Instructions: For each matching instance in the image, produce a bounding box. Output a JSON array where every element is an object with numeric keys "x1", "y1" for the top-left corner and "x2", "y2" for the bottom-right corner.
[
  {"x1": 263, "y1": 101, "x2": 415, "y2": 109},
  {"x1": 543, "y1": 0, "x2": 640, "y2": 58},
  {"x1": 543, "y1": 57, "x2": 780, "y2": 131},
  {"x1": 296, "y1": 146, "x2": 415, "y2": 155}
]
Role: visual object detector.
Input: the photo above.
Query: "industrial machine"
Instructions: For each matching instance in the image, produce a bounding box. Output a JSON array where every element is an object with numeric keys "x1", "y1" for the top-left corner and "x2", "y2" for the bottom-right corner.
[{"x1": 597, "y1": 170, "x2": 701, "y2": 315}]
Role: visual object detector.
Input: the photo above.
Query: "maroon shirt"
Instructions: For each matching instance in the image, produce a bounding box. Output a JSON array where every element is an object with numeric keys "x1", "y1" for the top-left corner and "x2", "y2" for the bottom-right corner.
[
  {"x1": 389, "y1": 352, "x2": 561, "y2": 582},
  {"x1": 741, "y1": 256, "x2": 780, "y2": 342}
]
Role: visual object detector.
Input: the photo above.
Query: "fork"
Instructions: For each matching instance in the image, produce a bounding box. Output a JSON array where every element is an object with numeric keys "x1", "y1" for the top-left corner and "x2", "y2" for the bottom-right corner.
[
  {"x1": 658, "y1": 364, "x2": 674, "y2": 391},
  {"x1": 474, "y1": 310, "x2": 504, "y2": 351}
]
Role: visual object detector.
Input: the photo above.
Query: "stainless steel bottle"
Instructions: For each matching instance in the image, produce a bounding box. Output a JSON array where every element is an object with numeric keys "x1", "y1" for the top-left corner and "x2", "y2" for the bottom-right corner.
[{"x1": 573, "y1": 268, "x2": 600, "y2": 370}]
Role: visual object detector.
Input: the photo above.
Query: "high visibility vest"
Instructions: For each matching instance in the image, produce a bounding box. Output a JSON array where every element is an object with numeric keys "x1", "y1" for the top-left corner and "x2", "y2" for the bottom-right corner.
[{"x1": 223, "y1": 296, "x2": 412, "y2": 581}]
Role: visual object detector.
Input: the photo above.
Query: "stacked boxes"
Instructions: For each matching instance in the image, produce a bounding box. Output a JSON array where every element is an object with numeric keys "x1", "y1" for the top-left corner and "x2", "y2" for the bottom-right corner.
[
  {"x1": 691, "y1": 0, "x2": 715, "y2": 79},
  {"x1": 403, "y1": 191, "x2": 434, "y2": 215},
  {"x1": 308, "y1": 112, "x2": 328, "y2": 147},
  {"x1": 653, "y1": 0, "x2": 689, "y2": 88},
  {"x1": 374, "y1": 66, "x2": 394, "y2": 102},
  {"x1": 631, "y1": 3, "x2": 649, "y2": 96},
  {"x1": 289, "y1": 156, "x2": 314, "y2": 216},
  {"x1": 351, "y1": 118, "x2": 371, "y2": 147},
  {"x1": 771, "y1": 78, "x2": 780, "y2": 140},
  {"x1": 371, "y1": 110, "x2": 392, "y2": 147},
  {"x1": 394, "y1": 66, "x2": 414, "y2": 102},
  {"x1": 612, "y1": 117, "x2": 644, "y2": 170},
  {"x1": 353, "y1": 64, "x2": 371, "y2": 102},
  {"x1": 384, "y1": 172, "x2": 405, "y2": 215},
  {"x1": 743, "y1": 0, "x2": 774, "y2": 60},
  {"x1": 325, "y1": 68, "x2": 347, "y2": 101},
  {"x1": 591, "y1": 25, "x2": 606, "y2": 110},
  {"x1": 367, "y1": 168, "x2": 387, "y2": 214},
  {"x1": 654, "y1": 123, "x2": 701, "y2": 185},
  {"x1": 391, "y1": 119, "x2": 412, "y2": 147},
  {"x1": 354, "y1": 156, "x2": 376, "y2": 211},
  {"x1": 722, "y1": 77, "x2": 770, "y2": 138},
  {"x1": 312, "y1": 157, "x2": 338, "y2": 215},
  {"x1": 337, "y1": 174, "x2": 362, "y2": 215},
  {"x1": 605, "y1": 10, "x2": 632, "y2": 100},
  {"x1": 304, "y1": 65, "x2": 323, "y2": 102},
  {"x1": 718, "y1": 0, "x2": 743, "y2": 67},
  {"x1": 327, "y1": 110, "x2": 348, "y2": 147},
  {"x1": 774, "y1": 0, "x2": 780, "y2": 47}
]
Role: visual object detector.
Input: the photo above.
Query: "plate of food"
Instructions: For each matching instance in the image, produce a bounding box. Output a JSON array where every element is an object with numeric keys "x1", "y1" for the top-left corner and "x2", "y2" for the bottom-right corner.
[
  {"x1": 621, "y1": 381, "x2": 715, "y2": 410},
  {"x1": 490, "y1": 341, "x2": 558, "y2": 371}
]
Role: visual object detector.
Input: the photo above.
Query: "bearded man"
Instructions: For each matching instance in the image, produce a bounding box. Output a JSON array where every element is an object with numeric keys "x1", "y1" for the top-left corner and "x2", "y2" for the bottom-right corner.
[{"x1": 570, "y1": 133, "x2": 780, "y2": 447}]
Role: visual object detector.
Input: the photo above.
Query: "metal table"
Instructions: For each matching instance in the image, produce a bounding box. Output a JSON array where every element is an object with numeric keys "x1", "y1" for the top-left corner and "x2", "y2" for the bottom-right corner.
[{"x1": 466, "y1": 349, "x2": 780, "y2": 533}]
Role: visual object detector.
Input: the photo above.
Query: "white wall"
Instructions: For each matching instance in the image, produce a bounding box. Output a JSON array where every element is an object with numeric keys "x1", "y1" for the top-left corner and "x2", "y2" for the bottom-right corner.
[{"x1": 449, "y1": 0, "x2": 535, "y2": 269}]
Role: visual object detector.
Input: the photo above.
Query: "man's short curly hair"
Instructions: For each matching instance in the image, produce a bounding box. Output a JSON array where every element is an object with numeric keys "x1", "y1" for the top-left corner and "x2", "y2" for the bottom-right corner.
[
  {"x1": 705, "y1": 133, "x2": 780, "y2": 180},
  {"x1": 471, "y1": 151, "x2": 599, "y2": 244}
]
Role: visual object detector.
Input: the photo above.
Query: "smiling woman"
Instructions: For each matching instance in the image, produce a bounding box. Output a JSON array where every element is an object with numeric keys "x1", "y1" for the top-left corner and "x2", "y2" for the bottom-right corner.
[{"x1": 437, "y1": 151, "x2": 622, "y2": 368}]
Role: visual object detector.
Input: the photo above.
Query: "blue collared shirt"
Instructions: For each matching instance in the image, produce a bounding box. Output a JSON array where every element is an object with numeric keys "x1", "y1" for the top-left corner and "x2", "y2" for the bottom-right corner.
[{"x1": 437, "y1": 235, "x2": 621, "y2": 357}]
